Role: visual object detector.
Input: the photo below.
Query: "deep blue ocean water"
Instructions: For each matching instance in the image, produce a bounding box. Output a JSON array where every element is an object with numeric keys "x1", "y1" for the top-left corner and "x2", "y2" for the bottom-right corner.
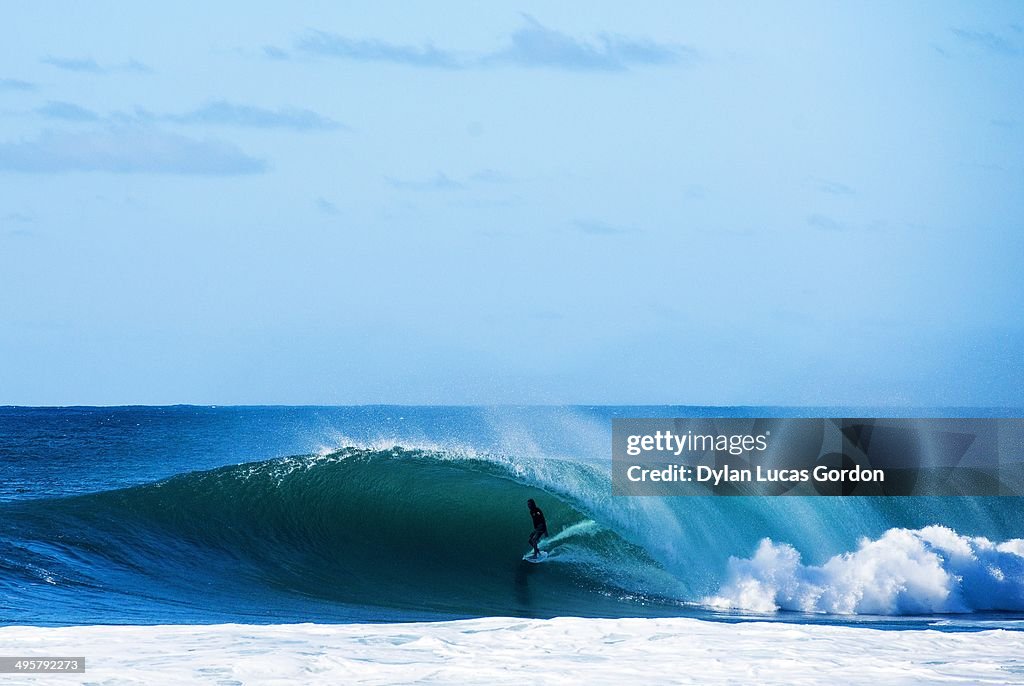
[{"x1": 1, "y1": 406, "x2": 1022, "y2": 630}]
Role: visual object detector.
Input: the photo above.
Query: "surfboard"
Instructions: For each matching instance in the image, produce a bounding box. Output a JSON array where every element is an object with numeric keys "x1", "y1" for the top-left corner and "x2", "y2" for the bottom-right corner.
[{"x1": 522, "y1": 551, "x2": 548, "y2": 563}]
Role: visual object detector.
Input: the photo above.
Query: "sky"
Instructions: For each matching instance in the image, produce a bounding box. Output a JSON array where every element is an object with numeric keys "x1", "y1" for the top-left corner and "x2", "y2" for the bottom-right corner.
[{"x1": 1, "y1": 1, "x2": 1022, "y2": 406}]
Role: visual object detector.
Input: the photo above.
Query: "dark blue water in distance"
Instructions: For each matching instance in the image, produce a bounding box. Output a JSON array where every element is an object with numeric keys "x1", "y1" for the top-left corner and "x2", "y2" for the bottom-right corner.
[{"x1": 1, "y1": 406, "x2": 1022, "y2": 630}]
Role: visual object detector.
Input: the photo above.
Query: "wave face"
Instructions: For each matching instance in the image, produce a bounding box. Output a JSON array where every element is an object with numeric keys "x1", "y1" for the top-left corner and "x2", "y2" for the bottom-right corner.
[
  {"x1": 0, "y1": 447, "x2": 688, "y2": 624},
  {"x1": 2, "y1": 438, "x2": 1024, "y2": 625}
]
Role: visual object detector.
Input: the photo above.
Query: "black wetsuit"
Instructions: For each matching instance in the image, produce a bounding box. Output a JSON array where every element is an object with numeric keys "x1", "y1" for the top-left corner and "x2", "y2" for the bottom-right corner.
[{"x1": 528, "y1": 507, "x2": 548, "y2": 549}]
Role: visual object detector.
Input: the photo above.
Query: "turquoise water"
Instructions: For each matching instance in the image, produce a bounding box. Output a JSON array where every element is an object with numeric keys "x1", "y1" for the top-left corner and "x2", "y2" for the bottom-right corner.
[{"x1": 1, "y1": 406, "x2": 1022, "y2": 629}]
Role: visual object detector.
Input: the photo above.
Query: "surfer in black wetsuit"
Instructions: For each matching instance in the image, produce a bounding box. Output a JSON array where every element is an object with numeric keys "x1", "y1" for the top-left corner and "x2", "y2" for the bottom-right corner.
[{"x1": 527, "y1": 499, "x2": 548, "y2": 558}]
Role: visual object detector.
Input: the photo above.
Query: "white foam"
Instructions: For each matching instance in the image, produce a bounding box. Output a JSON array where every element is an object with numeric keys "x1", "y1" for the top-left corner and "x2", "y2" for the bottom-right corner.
[
  {"x1": 1, "y1": 616, "x2": 1021, "y2": 685},
  {"x1": 707, "y1": 526, "x2": 1024, "y2": 614}
]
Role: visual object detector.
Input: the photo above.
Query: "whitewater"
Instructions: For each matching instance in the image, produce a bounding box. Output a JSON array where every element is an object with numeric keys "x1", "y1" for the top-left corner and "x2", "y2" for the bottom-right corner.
[{"x1": 3, "y1": 617, "x2": 1024, "y2": 685}]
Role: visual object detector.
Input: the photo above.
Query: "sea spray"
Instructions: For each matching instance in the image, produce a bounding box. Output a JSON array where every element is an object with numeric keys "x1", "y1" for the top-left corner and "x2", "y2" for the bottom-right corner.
[{"x1": 706, "y1": 526, "x2": 1024, "y2": 614}]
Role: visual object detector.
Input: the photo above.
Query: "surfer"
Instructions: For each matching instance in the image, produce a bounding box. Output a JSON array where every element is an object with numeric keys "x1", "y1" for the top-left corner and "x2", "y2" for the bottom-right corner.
[{"x1": 527, "y1": 499, "x2": 548, "y2": 558}]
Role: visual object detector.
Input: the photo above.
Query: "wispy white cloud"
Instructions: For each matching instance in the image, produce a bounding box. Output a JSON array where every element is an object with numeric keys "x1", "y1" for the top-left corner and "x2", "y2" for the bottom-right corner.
[
  {"x1": 573, "y1": 219, "x2": 637, "y2": 235},
  {"x1": 485, "y1": 15, "x2": 687, "y2": 70},
  {"x1": 40, "y1": 56, "x2": 152, "y2": 74},
  {"x1": 0, "y1": 128, "x2": 266, "y2": 175},
  {"x1": 1, "y1": 211, "x2": 36, "y2": 240},
  {"x1": 809, "y1": 178, "x2": 855, "y2": 196},
  {"x1": 164, "y1": 101, "x2": 343, "y2": 131},
  {"x1": 469, "y1": 168, "x2": 513, "y2": 183},
  {"x1": 291, "y1": 15, "x2": 690, "y2": 71},
  {"x1": 315, "y1": 197, "x2": 340, "y2": 215},
  {"x1": 806, "y1": 213, "x2": 847, "y2": 232},
  {"x1": 0, "y1": 77, "x2": 36, "y2": 91},
  {"x1": 2, "y1": 227, "x2": 35, "y2": 239},
  {"x1": 295, "y1": 32, "x2": 462, "y2": 69},
  {"x1": 262, "y1": 45, "x2": 290, "y2": 61},
  {"x1": 36, "y1": 101, "x2": 101, "y2": 122},
  {"x1": 386, "y1": 172, "x2": 463, "y2": 190},
  {"x1": 385, "y1": 169, "x2": 515, "y2": 191},
  {"x1": 34, "y1": 100, "x2": 343, "y2": 132},
  {"x1": 951, "y1": 28, "x2": 1021, "y2": 56},
  {"x1": 41, "y1": 56, "x2": 103, "y2": 72}
]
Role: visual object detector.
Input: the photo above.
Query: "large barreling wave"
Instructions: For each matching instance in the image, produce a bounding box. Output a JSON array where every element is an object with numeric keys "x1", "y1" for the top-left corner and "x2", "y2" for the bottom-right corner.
[
  {"x1": 1, "y1": 444, "x2": 1023, "y2": 625},
  {"x1": 0, "y1": 446, "x2": 689, "y2": 624}
]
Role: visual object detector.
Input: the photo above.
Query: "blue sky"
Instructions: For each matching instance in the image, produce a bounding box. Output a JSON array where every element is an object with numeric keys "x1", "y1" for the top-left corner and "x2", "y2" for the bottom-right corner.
[{"x1": 1, "y1": 2, "x2": 1022, "y2": 405}]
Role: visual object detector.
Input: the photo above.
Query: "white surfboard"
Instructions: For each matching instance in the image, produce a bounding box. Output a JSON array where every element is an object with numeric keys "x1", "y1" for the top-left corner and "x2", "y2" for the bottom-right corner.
[{"x1": 522, "y1": 551, "x2": 548, "y2": 563}]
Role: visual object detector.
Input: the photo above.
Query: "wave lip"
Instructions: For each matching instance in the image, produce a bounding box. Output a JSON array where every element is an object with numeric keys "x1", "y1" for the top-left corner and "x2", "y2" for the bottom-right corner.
[{"x1": 706, "y1": 526, "x2": 1024, "y2": 615}]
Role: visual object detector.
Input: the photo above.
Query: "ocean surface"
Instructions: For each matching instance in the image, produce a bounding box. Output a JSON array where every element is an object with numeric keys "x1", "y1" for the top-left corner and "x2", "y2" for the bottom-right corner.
[{"x1": 1, "y1": 406, "x2": 1023, "y2": 630}]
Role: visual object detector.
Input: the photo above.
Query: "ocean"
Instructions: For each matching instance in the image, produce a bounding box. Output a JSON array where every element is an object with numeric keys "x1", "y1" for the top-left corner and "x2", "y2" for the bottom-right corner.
[{"x1": 2, "y1": 405, "x2": 1023, "y2": 631}]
